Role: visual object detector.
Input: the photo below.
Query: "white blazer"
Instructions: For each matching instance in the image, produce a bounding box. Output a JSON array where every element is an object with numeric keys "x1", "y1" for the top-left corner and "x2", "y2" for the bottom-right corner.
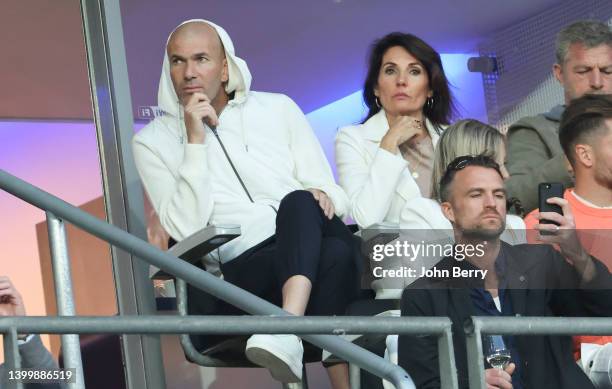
[{"x1": 335, "y1": 109, "x2": 442, "y2": 228}]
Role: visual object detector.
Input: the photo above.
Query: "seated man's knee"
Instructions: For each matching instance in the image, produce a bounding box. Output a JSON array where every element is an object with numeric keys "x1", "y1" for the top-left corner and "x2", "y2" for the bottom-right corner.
[
  {"x1": 279, "y1": 190, "x2": 318, "y2": 213},
  {"x1": 281, "y1": 190, "x2": 315, "y2": 205}
]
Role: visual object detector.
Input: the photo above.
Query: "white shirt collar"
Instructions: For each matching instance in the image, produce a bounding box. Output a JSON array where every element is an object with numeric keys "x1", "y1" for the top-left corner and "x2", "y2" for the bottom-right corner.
[{"x1": 570, "y1": 189, "x2": 612, "y2": 209}]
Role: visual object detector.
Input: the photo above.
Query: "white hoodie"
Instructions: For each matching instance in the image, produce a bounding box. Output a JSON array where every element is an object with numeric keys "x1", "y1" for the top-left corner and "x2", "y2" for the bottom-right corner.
[{"x1": 133, "y1": 20, "x2": 348, "y2": 271}]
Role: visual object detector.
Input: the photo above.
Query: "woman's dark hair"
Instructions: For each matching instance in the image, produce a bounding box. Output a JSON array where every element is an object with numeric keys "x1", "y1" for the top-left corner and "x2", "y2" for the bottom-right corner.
[{"x1": 362, "y1": 32, "x2": 457, "y2": 127}]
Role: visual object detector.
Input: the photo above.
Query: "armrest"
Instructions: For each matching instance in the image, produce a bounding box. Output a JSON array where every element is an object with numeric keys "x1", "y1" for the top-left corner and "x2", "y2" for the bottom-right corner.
[
  {"x1": 150, "y1": 224, "x2": 241, "y2": 280},
  {"x1": 359, "y1": 223, "x2": 400, "y2": 244}
]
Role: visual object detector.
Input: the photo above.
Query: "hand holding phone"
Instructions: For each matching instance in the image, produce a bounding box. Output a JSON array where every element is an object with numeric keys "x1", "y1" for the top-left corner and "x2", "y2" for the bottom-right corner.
[{"x1": 534, "y1": 193, "x2": 595, "y2": 280}]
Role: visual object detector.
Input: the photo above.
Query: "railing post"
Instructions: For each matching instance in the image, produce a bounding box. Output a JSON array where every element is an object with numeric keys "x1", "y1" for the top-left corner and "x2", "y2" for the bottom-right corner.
[
  {"x1": 3, "y1": 327, "x2": 24, "y2": 389},
  {"x1": 46, "y1": 212, "x2": 86, "y2": 389},
  {"x1": 438, "y1": 324, "x2": 459, "y2": 389},
  {"x1": 464, "y1": 318, "x2": 486, "y2": 389}
]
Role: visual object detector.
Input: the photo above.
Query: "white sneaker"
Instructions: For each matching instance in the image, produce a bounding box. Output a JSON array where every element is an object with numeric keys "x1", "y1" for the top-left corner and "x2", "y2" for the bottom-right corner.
[{"x1": 245, "y1": 334, "x2": 303, "y2": 383}]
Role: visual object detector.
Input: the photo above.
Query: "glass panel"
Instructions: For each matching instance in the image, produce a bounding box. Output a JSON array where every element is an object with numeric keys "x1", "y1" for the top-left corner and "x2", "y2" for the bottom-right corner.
[{"x1": 0, "y1": 1, "x2": 116, "y2": 363}]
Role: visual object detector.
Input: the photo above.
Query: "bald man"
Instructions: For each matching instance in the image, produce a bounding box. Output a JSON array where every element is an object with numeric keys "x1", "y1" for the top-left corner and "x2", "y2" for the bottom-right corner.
[{"x1": 133, "y1": 20, "x2": 358, "y2": 387}]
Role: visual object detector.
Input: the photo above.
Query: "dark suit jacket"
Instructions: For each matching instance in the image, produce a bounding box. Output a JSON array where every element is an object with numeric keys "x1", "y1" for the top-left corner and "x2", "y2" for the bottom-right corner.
[
  {"x1": 398, "y1": 242, "x2": 612, "y2": 389},
  {"x1": 0, "y1": 334, "x2": 66, "y2": 389}
]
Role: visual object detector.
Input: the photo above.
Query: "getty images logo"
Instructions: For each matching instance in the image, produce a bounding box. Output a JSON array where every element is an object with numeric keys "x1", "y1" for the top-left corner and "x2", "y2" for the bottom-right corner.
[{"x1": 138, "y1": 106, "x2": 165, "y2": 120}]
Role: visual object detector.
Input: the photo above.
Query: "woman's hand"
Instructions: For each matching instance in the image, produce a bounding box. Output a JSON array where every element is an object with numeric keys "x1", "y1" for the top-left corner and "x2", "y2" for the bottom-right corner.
[{"x1": 380, "y1": 115, "x2": 426, "y2": 154}]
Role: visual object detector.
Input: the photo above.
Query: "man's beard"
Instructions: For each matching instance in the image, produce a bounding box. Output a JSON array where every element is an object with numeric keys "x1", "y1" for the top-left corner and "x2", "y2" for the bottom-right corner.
[{"x1": 460, "y1": 219, "x2": 506, "y2": 241}]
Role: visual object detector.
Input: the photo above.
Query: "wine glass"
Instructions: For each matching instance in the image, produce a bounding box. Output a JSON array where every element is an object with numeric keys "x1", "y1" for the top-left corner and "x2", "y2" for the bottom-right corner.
[{"x1": 484, "y1": 335, "x2": 511, "y2": 370}]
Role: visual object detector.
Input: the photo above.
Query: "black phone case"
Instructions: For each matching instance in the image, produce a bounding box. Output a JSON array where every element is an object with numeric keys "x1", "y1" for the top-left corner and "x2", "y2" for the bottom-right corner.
[{"x1": 538, "y1": 183, "x2": 564, "y2": 225}]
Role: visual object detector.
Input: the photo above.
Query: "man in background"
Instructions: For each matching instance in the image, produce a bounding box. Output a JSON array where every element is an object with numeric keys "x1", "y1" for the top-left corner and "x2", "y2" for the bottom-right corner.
[
  {"x1": 506, "y1": 20, "x2": 612, "y2": 213},
  {"x1": 525, "y1": 94, "x2": 612, "y2": 388}
]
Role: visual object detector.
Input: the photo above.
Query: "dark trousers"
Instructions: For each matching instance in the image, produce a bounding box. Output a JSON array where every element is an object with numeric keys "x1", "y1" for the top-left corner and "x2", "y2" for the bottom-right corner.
[{"x1": 188, "y1": 190, "x2": 361, "y2": 351}]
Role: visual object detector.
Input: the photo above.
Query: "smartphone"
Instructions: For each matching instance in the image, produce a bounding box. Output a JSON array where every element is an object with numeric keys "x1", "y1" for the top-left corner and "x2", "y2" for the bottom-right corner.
[{"x1": 538, "y1": 183, "x2": 564, "y2": 228}]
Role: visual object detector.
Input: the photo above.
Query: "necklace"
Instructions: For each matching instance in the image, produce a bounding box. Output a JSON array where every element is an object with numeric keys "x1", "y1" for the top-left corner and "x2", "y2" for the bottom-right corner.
[
  {"x1": 400, "y1": 140, "x2": 424, "y2": 179},
  {"x1": 411, "y1": 162, "x2": 421, "y2": 179},
  {"x1": 398, "y1": 118, "x2": 428, "y2": 179}
]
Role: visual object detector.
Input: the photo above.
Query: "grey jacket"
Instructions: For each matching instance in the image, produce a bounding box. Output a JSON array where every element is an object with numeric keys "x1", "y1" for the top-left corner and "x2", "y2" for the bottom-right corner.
[
  {"x1": 0, "y1": 335, "x2": 65, "y2": 389},
  {"x1": 506, "y1": 105, "x2": 574, "y2": 214}
]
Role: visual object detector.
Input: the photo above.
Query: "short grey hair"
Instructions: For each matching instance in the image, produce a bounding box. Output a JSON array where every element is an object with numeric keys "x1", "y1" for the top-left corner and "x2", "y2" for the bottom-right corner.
[{"x1": 555, "y1": 20, "x2": 612, "y2": 64}]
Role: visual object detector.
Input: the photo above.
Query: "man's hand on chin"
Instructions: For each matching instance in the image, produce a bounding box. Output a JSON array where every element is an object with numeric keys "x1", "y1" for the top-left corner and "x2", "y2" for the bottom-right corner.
[{"x1": 183, "y1": 92, "x2": 219, "y2": 144}]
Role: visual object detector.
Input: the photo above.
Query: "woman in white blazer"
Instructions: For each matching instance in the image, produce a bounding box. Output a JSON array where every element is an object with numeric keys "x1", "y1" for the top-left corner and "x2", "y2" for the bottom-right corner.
[{"x1": 336, "y1": 32, "x2": 457, "y2": 228}]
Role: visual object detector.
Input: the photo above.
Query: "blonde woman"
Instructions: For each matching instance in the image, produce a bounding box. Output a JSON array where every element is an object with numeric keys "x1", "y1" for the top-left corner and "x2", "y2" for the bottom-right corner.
[
  {"x1": 375, "y1": 120, "x2": 525, "y2": 299},
  {"x1": 400, "y1": 119, "x2": 525, "y2": 241}
]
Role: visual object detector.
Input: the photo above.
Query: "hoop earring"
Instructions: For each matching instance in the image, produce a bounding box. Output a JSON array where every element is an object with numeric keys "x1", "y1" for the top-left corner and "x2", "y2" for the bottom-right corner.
[
  {"x1": 426, "y1": 96, "x2": 434, "y2": 110},
  {"x1": 375, "y1": 97, "x2": 381, "y2": 108}
]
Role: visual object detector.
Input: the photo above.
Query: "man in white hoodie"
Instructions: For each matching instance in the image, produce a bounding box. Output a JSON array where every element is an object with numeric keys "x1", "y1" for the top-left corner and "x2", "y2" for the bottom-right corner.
[{"x1": 132, "y1": 20, "x2": 357, "y2": 387}]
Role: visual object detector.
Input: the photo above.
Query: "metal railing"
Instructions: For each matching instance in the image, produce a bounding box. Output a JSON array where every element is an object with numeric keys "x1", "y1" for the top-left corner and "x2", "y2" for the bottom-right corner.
[
  {"x1": 1, "y1": 169, "x2": 440, "y2": 389},
  {"x1": 465, "y1": 316, "x2": 612, "y2": 389},
  {"x1": 3, "y1": 168, "x2": 611, "y2": 389},
  {"x1": 1, "y1": 316, "x2": 461, "y2": 389},
  {"x1": 45, "y1": 212, "x2": 85, "y2": 388}
]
